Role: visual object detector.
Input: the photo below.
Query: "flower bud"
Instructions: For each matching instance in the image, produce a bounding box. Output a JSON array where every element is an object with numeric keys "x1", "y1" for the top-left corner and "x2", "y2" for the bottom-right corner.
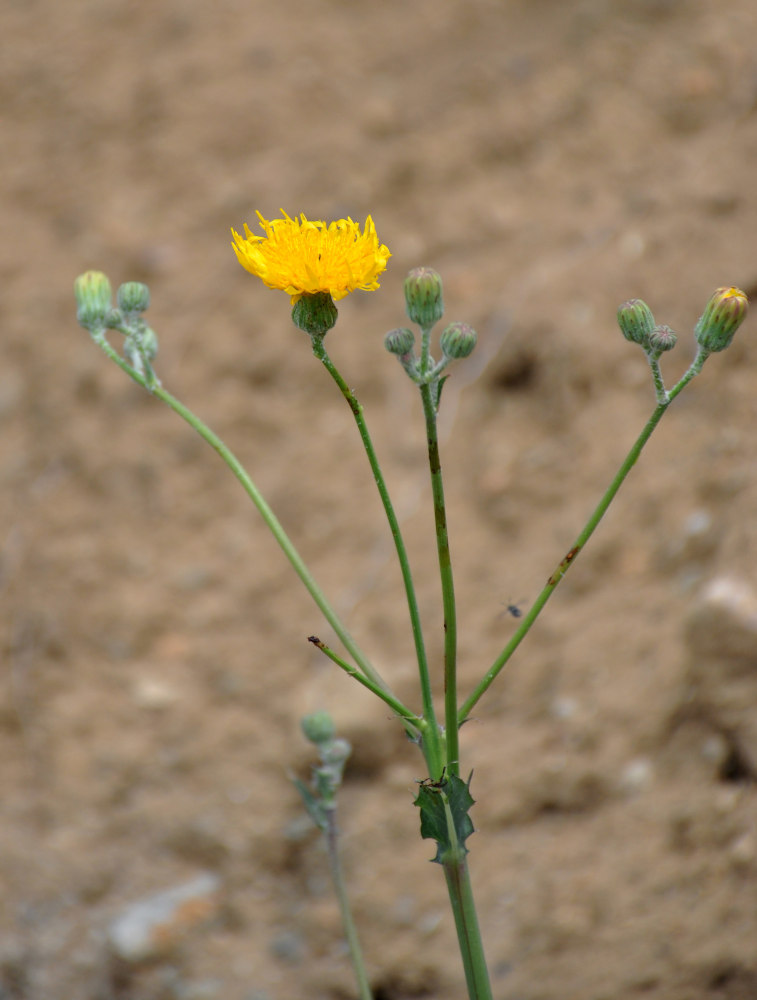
[
  {"x1": 404, "y1": 267, "x2": 444, "y2": 328},
  {"x1": 117, "y1": 281, "x2": 150, "y2": 315},
  {"x1": 694, "y1": 286, "x2": 748, "y2": 353},
  {"x1": 440, "y1": 321, "x2": 477, "y2": 359},
  {"x1": 291, "y1": 291, "x2": 338, "y2": 338},
  {"x1": 319, "y1": 737, "x2": 351, "y2": 767},
  {"x1": 617, "y1": 298, "x2": 655, "y2": 348},
  {"x1": 139, "y1": 324, "x2": 159, "y2": 362},
  {"x1": 74, "y1": 271, "x2": 113, "y2": 330},
  {"x1": 301, "y1": 711, "x2": 337, "y2": 746},
  {"x1": 384, "y1": 327, "x2": 415, "y2": 356},
  {"x1": 647, "y1": 324, "x2": 677, "y2": 354}
]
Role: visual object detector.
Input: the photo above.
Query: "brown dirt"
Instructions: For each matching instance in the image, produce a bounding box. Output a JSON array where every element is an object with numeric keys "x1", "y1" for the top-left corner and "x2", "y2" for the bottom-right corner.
[{"x1": 2, "y1": 1, "x2": 757, "y2": 998}]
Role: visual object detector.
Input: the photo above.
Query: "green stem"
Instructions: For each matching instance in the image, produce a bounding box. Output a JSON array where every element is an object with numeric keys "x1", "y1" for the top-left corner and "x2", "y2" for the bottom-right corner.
[
  {"x1": 646, "y1": 353, "x2": 668, "y2": 404},
  {"x1": 311, "y1": 336, "x2": 444, "y2": 777},
  {"x1": 324, "y1": 806, "x2": 373, "y2": 1000},
  {"x1": 459, "y1": 351, "x2": 710, "y2": 724},
  {"x1": 91, "y1": 330, "x2": 391, "y2": 696},
  {"x1": 307, "y1": 636, "x2": 422, "y2": 733},
  {"x1": 442, "y1": 855, "x2": 493, "y2": 1000},
  {"x1": 419, "y1": 379, "x2": 459, "y2": 778}
]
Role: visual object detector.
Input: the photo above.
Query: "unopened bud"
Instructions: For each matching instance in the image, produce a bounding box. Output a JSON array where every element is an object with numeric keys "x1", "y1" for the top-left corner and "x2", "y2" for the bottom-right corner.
[
  {"x1": 319, "y1": 738, "x2": 351, "y2": 768},
  {"x1": 694, "y1": 286, "x2": 748, "y2": 353},
  {"x1": 75, "y1": 271, "x2": 113, "y2": 330},
  {"x1": 139, "y1": 325, "x2": 159, "y2": 361},
  {"x1": 440, "y1": 321, "x2": 477, "y2": 359},
  {"x1": 384, "y1": 327, "x2": 415, "y2": 356},
  {"x1": 404, "y1": 268, "x2": 444, "y2": 328},
  {"x1": 648, "y1": 324, "x2": 677, "y2": 354},
  {"x1": 292, "y1": 291, "x2": 338, "y2": 338},
  {"x1": 617, "y1": 298, "x2": 655, "y2": 348},
  {"x1": 301, "y1": 711, "x2": 337, "y2": 746},
  {"x1": 117, "y1": 281, "x2": 150, "y2": 315}
]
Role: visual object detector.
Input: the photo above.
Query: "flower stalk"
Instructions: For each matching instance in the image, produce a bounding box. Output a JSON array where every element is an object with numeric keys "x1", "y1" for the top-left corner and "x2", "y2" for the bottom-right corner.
[
  {"x1": 459, "y1": 339, "x2": 736, "y2": 723},
  {"x1": 86, "y1": 327, "x2": 401, "y2": 709},
  {"x1": 309, "y1": 332, "x2": 443, "y2": 775}
]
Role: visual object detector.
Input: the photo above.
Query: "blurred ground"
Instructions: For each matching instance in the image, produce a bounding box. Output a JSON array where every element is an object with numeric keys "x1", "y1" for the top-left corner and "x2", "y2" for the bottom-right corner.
[{"x1": 2, "y1": 1, "x2": 757, "y2": 998}]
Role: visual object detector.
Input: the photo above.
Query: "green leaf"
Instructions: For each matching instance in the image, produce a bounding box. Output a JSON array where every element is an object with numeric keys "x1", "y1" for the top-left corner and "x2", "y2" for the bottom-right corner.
[
  {"x1": 291, "y1": 777, "x2": 328, "y2": 831},
  {"x1": 433, "y1": 375, "x2": 449, "y2": 411},
  {"x1": 414, "y1": 771, "x2": 475, "y2": 864}
]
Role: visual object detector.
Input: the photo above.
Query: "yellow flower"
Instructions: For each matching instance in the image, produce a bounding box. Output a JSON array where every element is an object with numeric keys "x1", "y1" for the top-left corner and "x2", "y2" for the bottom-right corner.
[{"x1": 231, "y1": 211, "x2": 391, "y2": 304}]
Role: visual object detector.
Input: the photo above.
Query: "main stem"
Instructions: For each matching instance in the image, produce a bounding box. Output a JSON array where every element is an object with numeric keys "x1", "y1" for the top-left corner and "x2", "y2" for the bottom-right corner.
[
  {"x1": 443, "y1": 855, "x2": 493, "y2": 1000},
  {"x1": 418, "y1": 379, "x2": 459, "y2": 778}
]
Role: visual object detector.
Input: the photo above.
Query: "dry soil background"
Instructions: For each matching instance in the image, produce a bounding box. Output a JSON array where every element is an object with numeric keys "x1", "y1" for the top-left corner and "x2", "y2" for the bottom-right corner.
[{"x1": 2, "y1": 1, "x2": 757, "y2": 998}]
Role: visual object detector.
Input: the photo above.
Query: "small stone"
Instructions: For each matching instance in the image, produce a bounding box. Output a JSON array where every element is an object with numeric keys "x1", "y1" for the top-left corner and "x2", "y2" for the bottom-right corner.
[
  {"x1": 685, "y1": 577, "x2": 757, "y2": 660},
  {"x1": 108, "y1": 872, "x2": 222, "y2": 963},
  {"x1": 619, "y1": 757, "x2": 654, "y2": 796},
  {"x1": 730, "y1": 831, "x2": 755, "y2": 869},
  {"x1": 131, "y1": 676, "x2": 180, "y2": 710},
  {"x1": 683, "y1": 576, "x2": 757, "y2": 772},
  {"x1": 269, "y1": 929, "x2": 305, "y2": 965}
]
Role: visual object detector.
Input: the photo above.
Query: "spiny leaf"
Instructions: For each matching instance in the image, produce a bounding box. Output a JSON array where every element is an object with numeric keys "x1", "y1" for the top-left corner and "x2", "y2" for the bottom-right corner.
[{"x1": 414, "y1": 771, "x2": 475, "y2": 864}]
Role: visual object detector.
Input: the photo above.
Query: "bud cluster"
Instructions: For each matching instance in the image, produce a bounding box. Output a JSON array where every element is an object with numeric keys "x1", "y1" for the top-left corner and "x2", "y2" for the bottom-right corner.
[
  {"x1": 618, "y1": 287, "x2": 748, "y2": 360},
  {"x1": 385, "y1": 268, "x2": 478, "y2": 407},
  {"x1": 75, "y1": 270, "x2": 159, "y2": 382},
  {"x1": 617, "y1": 286, "x2": 748, "y2": 402},
  {"x1": 299, "y1": 711, "x2": 351, "y2": 813}
]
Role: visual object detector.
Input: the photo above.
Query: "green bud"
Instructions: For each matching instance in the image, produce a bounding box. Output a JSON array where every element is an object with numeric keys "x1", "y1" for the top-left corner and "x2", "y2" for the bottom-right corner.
[
  {"x1": 301, "y1": 711, "x2": 337, "y2": 746},
  {"x1": 694, "y1": 286, "x2": 748, "y2": 353},
  {"x1": 105, "y1": 308, "x2": 125, "y2": 331},
  {"x1": 291, "y1": 291, "x2": 338, "y2": 338},
  {"x1": 617, "y1": 298, "x2": 655, "y2": 348},
  {"x1": 319, "y1": 737, "x2": 351, "y2": 767},
  {"x1": 384, "y1": 327, "x2": 415, "y2": 356},
  {"x1": 404, "y1": 267, "x2": 444, "y2": 328},
  {"x1": 74, "y1": 271, "x2": 113, "y2": 330},
  {"x1": 647, "y1": 324, "x2": 677, "y2": 354},
  {"x1": 440, "y1": 321, "x2": 477, "y2": 359},
  {"x1": 138, "y1": 324, "x2": 159, "y2": 361},
  {"x1": 117, "y1": 281, "x2": 150, "y2": 315}
]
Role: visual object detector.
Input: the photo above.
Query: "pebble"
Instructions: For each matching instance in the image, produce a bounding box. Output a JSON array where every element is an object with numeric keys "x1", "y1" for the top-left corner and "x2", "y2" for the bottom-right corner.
[
  {"x1": 618, "y1": 757, "x2": 654, "y2": 796},
  {"x1": 685, "y1": 576, "x2": 757, "y2": 660},
  {"x1": 108, "y1": 872, "x2": 222, "y2": 963},
  {"x1": 683, "y1": 576, "x2": 757, "y2": 773}
]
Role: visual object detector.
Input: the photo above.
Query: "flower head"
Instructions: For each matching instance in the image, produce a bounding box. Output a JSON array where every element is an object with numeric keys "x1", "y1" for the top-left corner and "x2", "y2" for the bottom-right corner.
[{"x1": 231, "y1": 211, "x2": 391, "y2": 304}]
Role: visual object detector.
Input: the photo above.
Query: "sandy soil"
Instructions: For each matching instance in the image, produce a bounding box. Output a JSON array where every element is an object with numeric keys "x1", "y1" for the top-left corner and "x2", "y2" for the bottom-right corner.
[{"x1": 2, "y1": 1, "x2": 757, "y2": 997}]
